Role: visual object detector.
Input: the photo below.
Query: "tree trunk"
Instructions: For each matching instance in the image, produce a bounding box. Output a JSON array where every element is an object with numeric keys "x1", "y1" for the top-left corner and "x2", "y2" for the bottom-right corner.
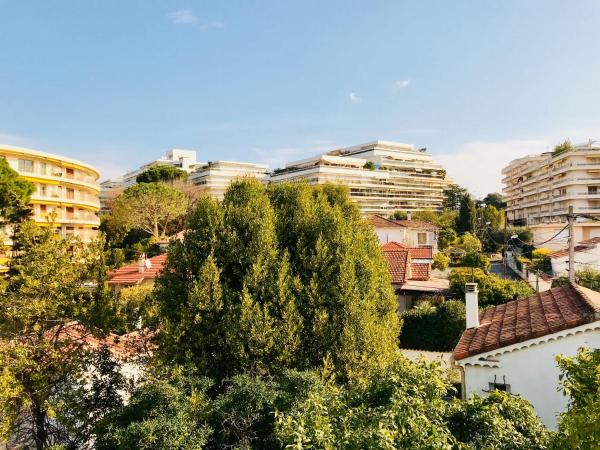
[{"x1": 33, "y1": 401, "x2": 47, "y2": 450}]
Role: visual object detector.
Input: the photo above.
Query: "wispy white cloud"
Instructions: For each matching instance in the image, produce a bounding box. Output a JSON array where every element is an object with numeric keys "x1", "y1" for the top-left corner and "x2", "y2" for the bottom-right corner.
[
  {"x1": 167, "y1": 9, "x2": 199, "y2": 25},
  {"x1": 349, "y1": 92, "x2": 361, "y2": 104},
  {"x1": 167, "y1": 10, "x2": 225, "y2": 29},
  {"x1": 394, "y1": 79, "x2": 411, "y2": 89}
]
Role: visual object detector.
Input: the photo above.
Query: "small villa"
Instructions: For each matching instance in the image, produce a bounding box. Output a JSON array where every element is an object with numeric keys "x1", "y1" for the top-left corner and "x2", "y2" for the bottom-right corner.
[{"x1": 453, "y1": 282, "x2": 600, "y2": 429}]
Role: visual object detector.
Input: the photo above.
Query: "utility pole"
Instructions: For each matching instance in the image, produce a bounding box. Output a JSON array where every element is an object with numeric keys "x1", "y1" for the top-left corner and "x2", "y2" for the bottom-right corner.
[{"x1": 568, "y1": 205, "x2": 575, "y2": 283}]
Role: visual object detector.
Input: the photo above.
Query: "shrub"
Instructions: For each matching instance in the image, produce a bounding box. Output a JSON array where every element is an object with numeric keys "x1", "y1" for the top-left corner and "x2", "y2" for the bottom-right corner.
[
  {"x1": 446, "y1": 391, "x2": 551, "y2": 449},
  {"x1": 432, "y1": 252, "x2": 450, "y2": 271},
  {"x1": 462, "y1": 251, "x2": 491, "y2": 271},
  {"x1": 449, "y1": 268, "x2": 534, "y2": 308},
  {"x1": 399, "y1": 300, "x2": 466, "y2": 351}
]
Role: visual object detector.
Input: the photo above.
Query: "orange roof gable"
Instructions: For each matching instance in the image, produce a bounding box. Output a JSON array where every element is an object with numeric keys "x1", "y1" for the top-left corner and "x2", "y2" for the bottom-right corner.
[{"x1": 453, "y1": 283, "x2": 600, "y2": 361}]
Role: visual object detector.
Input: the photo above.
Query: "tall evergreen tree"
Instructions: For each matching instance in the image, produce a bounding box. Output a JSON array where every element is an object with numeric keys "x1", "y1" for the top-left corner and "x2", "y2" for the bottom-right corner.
[
  {"x1": 154, "y1": 180, "x2": 399, "y2": 382},
  {"x1": 455, "y1": 194, "x2": 475, "y2": 234}
]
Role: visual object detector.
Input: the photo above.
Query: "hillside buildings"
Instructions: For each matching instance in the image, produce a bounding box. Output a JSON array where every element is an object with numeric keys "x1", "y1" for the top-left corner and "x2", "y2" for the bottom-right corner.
[
  {"x1": 270, "y1": 140, "x2": 450, "y2": 216},
  {"x1": 188, "y1": 160, "x2": 269, "y2": 200},
  {"x1": 0, "y1": 144, "x2": 100, "y2": 242},
  {"x1": 503, "y1": 141, "x2": 600, "y2": 242},
  {"x1": 454, "y1": 282, "x2": 600, "y2": 429}
]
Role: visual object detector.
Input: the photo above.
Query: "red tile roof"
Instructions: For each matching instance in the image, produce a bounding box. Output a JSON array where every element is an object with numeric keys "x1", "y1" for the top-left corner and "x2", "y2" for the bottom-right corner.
[
  {"x1": 382, "y1": 244, "x2": 433, "y2": 284},
  {"x1": 409, "y1": 247, "x2": 433, "y2": 259},
  {"x1": 453, "y1": 283, "x2": 600, "y2": 361},
  {"x1": 44, "y1": 322, "x2": 153, "y2": 359},
  {"x1": 369, "y1": 215, "x2": 402, "y2": 228},
  {"x1": 549, "y1": 237, "x2": 600, "y2": 258},
  {"x1": 108, "y1": 254, "x2": 167, "y2": 286},
  {"x1": 392, "y1": 220, "x2": 438, "y2": 231},
  {"x1": 383, "y1": 250, "x2": 410, "y2": 283},
  {"x1": 381, "y1": 241, "x2": 407, "y2": 250},
  {"x1": 368, "y1": 215, "x2": 438, "y2": 230},
  {"x1": 411, "y1": 263, "x2": 431, "y2": 281}
]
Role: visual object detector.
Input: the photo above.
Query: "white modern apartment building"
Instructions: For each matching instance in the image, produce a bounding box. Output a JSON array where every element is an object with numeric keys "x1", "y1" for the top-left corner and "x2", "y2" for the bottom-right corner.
[
  {"x1": 121, "y1": 149, "x2": 200, "y2": 187},
  {"x1": 0, "y1": 144, "x2": 101, "y2": 242},
  {"x1": 188, "y1": 160, "x2": 269, "y2": 200},
  {"x1": 503, "y1": 140, "x2": 600, "y2": 227},
  {"x1": 99, "y1": 179, "x2": 125, "y2": 212},
  {"x1": 270, "y1": 140, "x2": 450, "y2": 216}
]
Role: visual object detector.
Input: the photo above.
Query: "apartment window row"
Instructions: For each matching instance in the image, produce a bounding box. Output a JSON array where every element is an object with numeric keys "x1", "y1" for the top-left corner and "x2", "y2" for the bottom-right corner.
[{"x1": 15, "y1": 158, "x2": 95, "y2": 182}]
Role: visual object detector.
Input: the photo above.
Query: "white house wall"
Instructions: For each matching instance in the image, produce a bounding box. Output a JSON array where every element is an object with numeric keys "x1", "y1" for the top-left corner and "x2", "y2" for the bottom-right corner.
[{"x1": 459, "y1": 323, "x2": 600, "y2": 429}]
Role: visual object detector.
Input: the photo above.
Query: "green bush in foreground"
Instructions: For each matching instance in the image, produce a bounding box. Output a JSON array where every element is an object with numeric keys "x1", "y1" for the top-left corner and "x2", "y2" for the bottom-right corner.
[{"x1": 399, "y1": 300, "x2": 466, "y2": 351}]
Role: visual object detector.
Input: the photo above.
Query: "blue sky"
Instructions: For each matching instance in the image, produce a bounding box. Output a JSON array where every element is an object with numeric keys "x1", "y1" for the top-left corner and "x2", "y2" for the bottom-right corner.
[{"x1": 1, "y1": 1, "x2": 600, "y2": 196}]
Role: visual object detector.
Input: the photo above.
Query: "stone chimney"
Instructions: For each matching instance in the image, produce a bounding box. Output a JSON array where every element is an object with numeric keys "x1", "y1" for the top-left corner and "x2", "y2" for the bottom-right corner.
[
  {"x1": 465, "y1": 283, "x2": 479, "y2": 328},
  {"x1": 138, "y1": 253, "x2": 147, "y2": 273}
]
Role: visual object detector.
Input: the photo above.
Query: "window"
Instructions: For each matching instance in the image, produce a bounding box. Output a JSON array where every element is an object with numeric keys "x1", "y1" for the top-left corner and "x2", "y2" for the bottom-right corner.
[
  {"x1": 66, "y1": 188, "x2": 74, "y2": 200},
  {"x1": 417, "y1": 232, "x2": 428, "y2": 246},
  {"x1": 18, "y1": 159, "x2": 33, "y2": 172},
  {"x1": 486, "y1": 375, "x2": 510, "y2": 393},
  {"x1": 589, "y1": 186, "x2": 598, "y2": 194},
  {"x1": 39, "y1": 184, "x2": 47, "y2": 196},
  {"x1": 39, "y1": 162, "x2": 47, "y2": 175}
]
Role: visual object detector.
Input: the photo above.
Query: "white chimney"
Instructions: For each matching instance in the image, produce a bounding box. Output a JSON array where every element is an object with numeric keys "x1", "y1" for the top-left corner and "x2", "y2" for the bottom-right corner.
[
  {"x1": 465, "y1": 283, "x2": 479, "y2": 328},
  {"x1": 138, "y1": 253, "x2": 147, "y2": 273}
]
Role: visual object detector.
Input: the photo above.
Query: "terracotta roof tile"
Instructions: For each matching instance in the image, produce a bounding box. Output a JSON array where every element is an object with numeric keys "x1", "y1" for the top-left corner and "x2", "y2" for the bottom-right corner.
[
  {"x1": 381, "y1": 241, "x2": 407, "y2": 251},
  {"x1": 382, "y1": 249, "x2": 409, "y2": 283},
  {"x1": 453, "y1": 283, "x2": 600, "y2": 361},
  {"x1": 409, "y1": 247, "x2": 433, "y2": 259},
  {"x1": 108, "y1": 254, "x2": 167, "y2": 286},
  {"x1": 410, "y1": 263, "x2": 430, "y2": 281}
]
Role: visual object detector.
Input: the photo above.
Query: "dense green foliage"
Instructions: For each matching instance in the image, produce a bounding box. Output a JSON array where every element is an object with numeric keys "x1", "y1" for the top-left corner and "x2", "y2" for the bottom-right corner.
[
  {"x1": 446, "y1": 391, "x2": 552, "y2": 449},
  {"x1": 553, "y1": 348, "x2": 600, "y2": 449},
  {"x1": 0, "y1": 157, "x2": 34, "y2": 225},
  {"x1": 552, "y1": 139, "x2": 573, "y2": 156},
  {"x1": 390, "y1": 209, "x2": 407, "y2": 220},
  {"x1": 96, "y1": 373, "x2": 212, "y2": 449},
  {"x1": 449, "y1": 268, "x2": 534, "y2": 307},
  {"x1": 136, "y1": 165, "x2": 189, "y2": 184},
  {"x1": 432, "y1": 251, "x2": 450, "y2": 270},
  {"x1": 0, "y1": 223, "x2": 119, "y2": 449},
  {"x1": 443, "y1": 184, "x2": 469, "y2": 211},
  {"x1": 456, "y1": 193, "x2": 476, "y2": 234},
  {"x1": 552, "y1": 267, "x2": 600, "y2": 290},
  {"x1": 154, "y1": 180, "x2": 400, "y2": 382},
  {"x1": 399, "y1": 300, "x2": 466, "y2": 351},
  {"x1": 480, "y1": 192, "x2": 506, "y2": 210},
  {"x1": 108, "y1": 182, "x2": 188, "y2": 240},
  {"x1": 363, "y1": 161, "x2": 375, "y2": 170}
]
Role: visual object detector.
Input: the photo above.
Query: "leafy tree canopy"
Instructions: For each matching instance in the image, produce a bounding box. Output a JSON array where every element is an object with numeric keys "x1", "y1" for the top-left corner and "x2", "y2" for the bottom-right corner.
[
  {"x1": 154, "y1": 180, "x2": 400, "y2": 383},
  {"x1": 0, "y1": 157, "x2": 34, "y2": 224},
  {"x1": 449, "y1": 268, "x2": 534, "y2": 308},
  {"x1": 443, "y1": 184, "x2": 469, "y2": 210},
  {"x1": 400, "y1": 300, "x2": 465, "y2": 351},
  {"x1": 552, "y1": 268, "x2": 600, "y2": 291},
  {"x1": 481, "y1": 192, "x2": 507, "y2": 210},
  {"x1": 0, "y1": 223, "x2": 118, "y2": 449},
  {"x1": 554, "y1": 348, "x2": 600, "y2": 449},
  {"x1": 109, "y1": 182, "x2": 188, "y2": 241},
  {"x1": 136, "y1": 165, "x2": 188, "y2": 184}
]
